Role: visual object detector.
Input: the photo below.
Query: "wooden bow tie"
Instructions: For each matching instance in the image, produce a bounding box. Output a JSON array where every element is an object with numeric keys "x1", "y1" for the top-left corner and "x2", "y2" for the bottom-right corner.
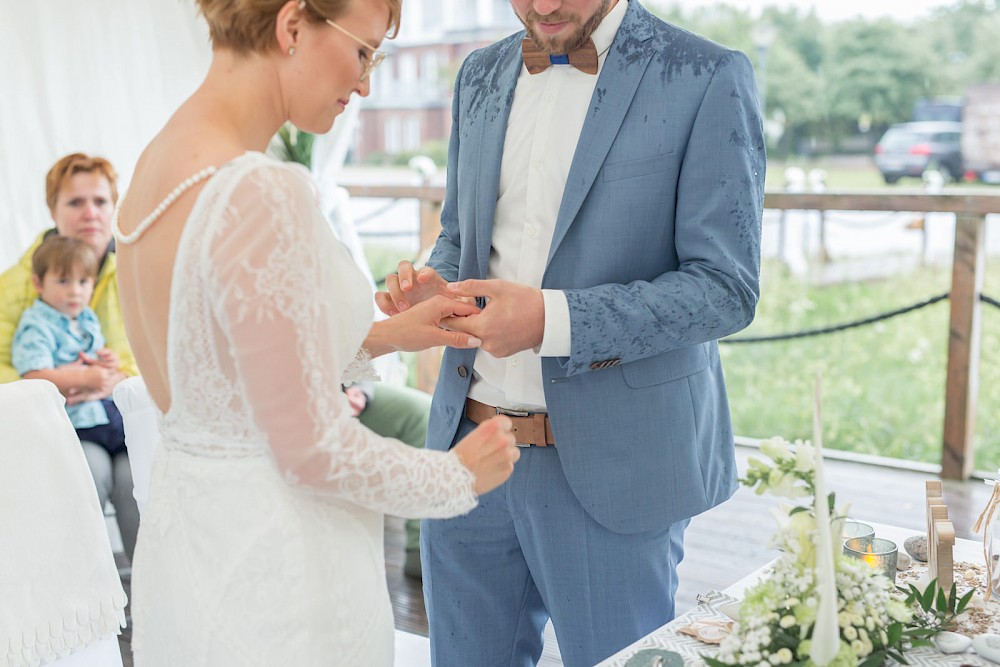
[{"x1": 521, "y1": 38, "x2": 598, "y2": 75}]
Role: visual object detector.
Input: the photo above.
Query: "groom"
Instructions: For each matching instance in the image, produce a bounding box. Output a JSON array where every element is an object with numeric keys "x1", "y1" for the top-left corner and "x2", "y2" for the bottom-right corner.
[{"x1": 377, "y1": 0, "x2": 764, "y2": 663}]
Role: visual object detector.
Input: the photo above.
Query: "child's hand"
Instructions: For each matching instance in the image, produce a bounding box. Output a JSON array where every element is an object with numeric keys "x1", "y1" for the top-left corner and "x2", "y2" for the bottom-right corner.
[
  {"x1": 95, "y1": 347, "x2": 120, "y2": 370},
  {"x1": 83, "y1": 364, "x2": 116, "y2": 392},
  {"x1": 80, "y1": 349, "x2": 120, "y2": 371}
]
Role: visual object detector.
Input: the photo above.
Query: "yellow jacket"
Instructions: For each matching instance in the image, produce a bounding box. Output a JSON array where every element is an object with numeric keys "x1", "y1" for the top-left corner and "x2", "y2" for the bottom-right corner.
[{"x1": 0, "y1": 231, "x2": 138, "y2": 383}]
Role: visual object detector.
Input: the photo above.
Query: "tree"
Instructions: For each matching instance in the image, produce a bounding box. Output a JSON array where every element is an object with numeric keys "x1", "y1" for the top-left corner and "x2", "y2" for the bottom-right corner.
[{"x1": 824, "y1": 19, "x2": 935, "y2": 129}]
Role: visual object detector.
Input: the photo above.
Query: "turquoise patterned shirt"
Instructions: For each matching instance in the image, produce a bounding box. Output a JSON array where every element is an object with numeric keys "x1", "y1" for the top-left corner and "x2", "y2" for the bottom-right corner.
[{"x1": 12, "y1": 299, "x2": 109, "y2": 428}]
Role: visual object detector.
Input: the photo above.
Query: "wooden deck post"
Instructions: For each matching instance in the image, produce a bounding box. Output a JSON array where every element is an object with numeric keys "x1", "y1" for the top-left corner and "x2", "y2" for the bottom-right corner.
[
  {"x1": 416, "y1": 199, "x2": 444, "y2": 394},
  {"x1": 941, "y1": 213, "x2": 986, "y2": 480}
]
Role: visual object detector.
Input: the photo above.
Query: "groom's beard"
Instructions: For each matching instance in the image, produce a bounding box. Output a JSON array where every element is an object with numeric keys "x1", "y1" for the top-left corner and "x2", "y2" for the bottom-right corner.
[{"x1": 519, "y1": 0, "x2": 612, "y2": 55}]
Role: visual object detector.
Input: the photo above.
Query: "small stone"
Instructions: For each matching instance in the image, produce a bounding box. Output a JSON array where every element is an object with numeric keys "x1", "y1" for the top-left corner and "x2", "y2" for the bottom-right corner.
[
  {"x1": 969, "y1": 591, "x2": 988, "y2": 609},
  {"x1": 935, "y1": 631, "x2": 972, "y2": 654},
  {"x1": 904, "y1": 535, "x2": 928, "y2": 562},
  {"x1": 973, "y1": 634, "x2": 1000, "y2": 664},
  {"x1": 965, "y1": 569, "x2": 979, "y2": 582},
  {"x1": 897, "y1": 552, "x2": 912, "y2": 570}
]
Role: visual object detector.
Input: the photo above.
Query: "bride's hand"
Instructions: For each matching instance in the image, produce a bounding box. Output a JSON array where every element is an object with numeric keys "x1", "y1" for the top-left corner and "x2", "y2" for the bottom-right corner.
[
  {"x1": 453, "y1": 416, "x2": 519, "y2": 495},
  {"x1": 364, "y1": 295, "x2": 482, "y2": 357},
  {"x1": 376, "y1": 262, "x2": 449, "y2": 316}
]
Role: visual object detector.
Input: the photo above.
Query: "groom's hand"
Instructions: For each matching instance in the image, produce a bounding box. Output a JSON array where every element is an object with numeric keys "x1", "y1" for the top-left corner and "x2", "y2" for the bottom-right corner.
[
  {"x1": 376, "y1": 261, "x2": 449, "y2": 316},
  {"x1": 442, "y1": 279, "x2": 544, "y2": 358}
]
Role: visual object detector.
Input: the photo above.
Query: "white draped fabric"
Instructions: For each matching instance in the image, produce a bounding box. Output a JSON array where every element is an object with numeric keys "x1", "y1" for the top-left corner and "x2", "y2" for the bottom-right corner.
[{"x1": 0, "y1": 2, "x2": 212, "y2": 269}]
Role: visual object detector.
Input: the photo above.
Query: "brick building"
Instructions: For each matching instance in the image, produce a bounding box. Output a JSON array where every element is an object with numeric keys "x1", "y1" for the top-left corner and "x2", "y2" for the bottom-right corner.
[{"x1": 354, "y1": 0, "x2": 521, "y2": 161}]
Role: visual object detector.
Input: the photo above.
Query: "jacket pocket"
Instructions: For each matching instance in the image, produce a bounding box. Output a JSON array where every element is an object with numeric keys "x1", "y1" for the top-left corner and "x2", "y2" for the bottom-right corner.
[
  {"x1": 601, "y1": 152, "x2": 675, "y2": 183},
  {"x1": 621, "y1": 345, "x2": 709, "y2": 388}
]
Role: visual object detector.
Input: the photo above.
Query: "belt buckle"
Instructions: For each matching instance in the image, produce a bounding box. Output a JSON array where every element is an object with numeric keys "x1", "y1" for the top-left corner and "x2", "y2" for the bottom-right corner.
[
  {"x1": 495, "y1": 406, "x2": 530, "y2": 418},
  {"x1": 494, "y1": 406, "x2": 532, "y2": 447}
]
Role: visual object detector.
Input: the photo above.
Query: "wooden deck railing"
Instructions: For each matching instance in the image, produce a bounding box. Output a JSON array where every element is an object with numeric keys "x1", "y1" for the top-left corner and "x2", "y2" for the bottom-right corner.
[{"x1": 342, "y1": 182, "x2": 1000, "y2": 481}]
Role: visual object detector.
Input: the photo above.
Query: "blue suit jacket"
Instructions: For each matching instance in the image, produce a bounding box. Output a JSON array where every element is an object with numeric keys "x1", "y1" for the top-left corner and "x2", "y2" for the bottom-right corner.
[{"x1": 426, "y1": 1, "x2": 765, "y2": 535}]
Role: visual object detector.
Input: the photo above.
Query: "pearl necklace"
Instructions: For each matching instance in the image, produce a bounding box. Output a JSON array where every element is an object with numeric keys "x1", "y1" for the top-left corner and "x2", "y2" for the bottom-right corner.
[{"x1": 113, "y1": 165, "x2": 218, "y2": 245}]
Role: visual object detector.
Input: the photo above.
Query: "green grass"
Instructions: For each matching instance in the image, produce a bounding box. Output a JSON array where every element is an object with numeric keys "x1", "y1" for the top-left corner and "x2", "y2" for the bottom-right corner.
[
  {"x1": 722, "y1": 260, "x2": 1000, "y2": 472},
  {"x1": 765, "y1": 159, "x2": 1000, "y2": 190},
  {"x1": 765, "y1": 160, "x2": 887, "y2": 189}
]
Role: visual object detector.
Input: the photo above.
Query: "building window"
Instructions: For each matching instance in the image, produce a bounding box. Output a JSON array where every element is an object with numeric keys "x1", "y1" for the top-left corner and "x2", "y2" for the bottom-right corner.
[
  {"x1": 404, "y1": 117, "x2": 421, "y2": 151},
  {"x1": 398, "y1": 54, "x2": 417, "y2": 96},
  {"x1": 421, "y1": 52, "x2": 439, "y2": 85},
  {"x1": 385, "y1": 117, "x2": 401, "y2": 155}
]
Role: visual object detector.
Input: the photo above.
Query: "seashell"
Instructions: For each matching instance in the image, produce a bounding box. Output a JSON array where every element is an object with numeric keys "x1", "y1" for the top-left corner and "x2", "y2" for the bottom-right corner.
[
  {"x1": 676, "y1": 619, "x2": 734, "y2": 645},
  {"x1": 904, "y1": 535, "x2": 928, "y2": 562},
  {"x1": 934, "y1": 631, "x2": 972, "y2": 654},
  {"x1": 965, "y1": 569, "x2": 978, "y2": 582},
  {"x1": 973, "y1": 634, "x2": 1000, "y2": 664},
  {"x1": 897, "y1": 552, "x2": 912, "y2": 571}
]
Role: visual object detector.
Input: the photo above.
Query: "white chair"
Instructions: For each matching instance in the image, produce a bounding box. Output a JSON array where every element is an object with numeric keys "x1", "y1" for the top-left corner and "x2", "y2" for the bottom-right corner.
[
  {"x1": 112, "y1": 376, "x2": 161, "y2": 516},
  {"x1": 0, "y1": 379, "x2": 126, "y2": 667}
]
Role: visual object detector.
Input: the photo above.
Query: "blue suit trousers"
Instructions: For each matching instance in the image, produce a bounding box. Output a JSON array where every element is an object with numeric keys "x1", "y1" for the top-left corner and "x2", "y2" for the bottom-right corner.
[{"x1": 422, "y1": 418, "x2": 688, "y2": 667}]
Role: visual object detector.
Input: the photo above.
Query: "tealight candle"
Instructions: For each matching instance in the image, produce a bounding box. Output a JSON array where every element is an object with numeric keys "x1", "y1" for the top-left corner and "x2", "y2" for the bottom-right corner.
[
  {"x1": 840, "y1": 519, "x2": 875, "y2": 550},
  {"x1": 845, "y1": 537, "x2": 898, "y2": 582}
]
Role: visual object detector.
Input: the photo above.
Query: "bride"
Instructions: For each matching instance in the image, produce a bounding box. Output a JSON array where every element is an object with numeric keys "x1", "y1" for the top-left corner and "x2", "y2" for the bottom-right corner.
[{"x1": 112, "y1": 0, "x2": 519, "y2": 664}]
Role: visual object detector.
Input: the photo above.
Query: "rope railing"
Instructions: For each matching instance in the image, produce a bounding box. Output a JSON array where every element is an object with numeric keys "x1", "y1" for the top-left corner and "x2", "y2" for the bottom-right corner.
[
  {"x1": 721, "y1": 293, "x2": 950, "y2": 344},
  {"x1": 721, "y1": 291, "x2": 999, "y2": 344}
]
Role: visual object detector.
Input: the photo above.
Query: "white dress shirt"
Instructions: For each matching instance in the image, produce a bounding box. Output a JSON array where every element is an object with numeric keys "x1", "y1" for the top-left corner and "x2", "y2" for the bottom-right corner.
[{"x1": 467, "y1": 0, "x2": 628, "y2": 412}]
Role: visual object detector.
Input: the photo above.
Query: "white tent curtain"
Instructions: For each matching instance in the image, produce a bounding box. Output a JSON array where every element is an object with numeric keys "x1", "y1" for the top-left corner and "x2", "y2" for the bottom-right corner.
[{"x1": 0, "y1": 1, "x2": 212, "y2": 269}]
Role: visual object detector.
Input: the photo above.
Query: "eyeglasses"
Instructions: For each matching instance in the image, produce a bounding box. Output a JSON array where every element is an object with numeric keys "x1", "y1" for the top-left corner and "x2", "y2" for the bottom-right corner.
[{"x1": 324, "y1": 19, "x2": 386, "y2": 82}]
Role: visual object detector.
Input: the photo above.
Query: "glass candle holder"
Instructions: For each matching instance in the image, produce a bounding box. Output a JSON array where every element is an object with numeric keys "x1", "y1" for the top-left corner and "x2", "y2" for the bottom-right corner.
[
  {"x1": 841, "y1": 519, "x2": 875, "y2": 550},
  {"x1": 845, "y1": 537, "x2": 898, "y2": 582}
]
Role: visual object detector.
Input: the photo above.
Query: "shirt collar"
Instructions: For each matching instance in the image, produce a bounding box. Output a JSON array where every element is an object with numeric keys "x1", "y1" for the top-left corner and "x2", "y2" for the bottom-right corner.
[
  {"x1": 32, "y1": 299, "x2": 73, "y2": 328},
  {"x1": 591, "y1": 0, "x2": 628, "y2": 59},
  {"x1": 32, "y1": 299, "x2": 96, "y2": 328}
]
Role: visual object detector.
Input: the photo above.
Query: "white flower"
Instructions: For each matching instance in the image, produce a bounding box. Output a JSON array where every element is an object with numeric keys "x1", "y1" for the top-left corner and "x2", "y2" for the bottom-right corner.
[
  {"x1": 793, "y1": 443, "x2": 816, "y2": 472},
  {"x1": 760, "y1": 437, "x2": 793, "y2": 462},
  {"x1": 779, "y1": 615, "x2": 796, "y2": 629},
  {"x1": 775, "y1": 648, "x2": 794, "y2": 664}
]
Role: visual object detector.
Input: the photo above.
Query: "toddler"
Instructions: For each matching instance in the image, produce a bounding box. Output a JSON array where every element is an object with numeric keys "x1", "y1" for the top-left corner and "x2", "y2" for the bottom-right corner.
[{"x1": 12, "y1": 236, "x2": 126, "y2": 455}]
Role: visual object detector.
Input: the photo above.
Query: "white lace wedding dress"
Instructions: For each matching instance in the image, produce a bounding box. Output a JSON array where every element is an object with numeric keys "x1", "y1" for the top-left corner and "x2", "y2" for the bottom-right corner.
[{"x1": 126, "y1": 152, "x2": 477, "y2": 666}]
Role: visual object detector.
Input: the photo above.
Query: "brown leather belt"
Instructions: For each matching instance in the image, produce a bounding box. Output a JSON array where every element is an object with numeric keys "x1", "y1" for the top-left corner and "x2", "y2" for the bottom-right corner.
[{"x1": 465, "y1": 398, "x2": 555, "y2": 447}]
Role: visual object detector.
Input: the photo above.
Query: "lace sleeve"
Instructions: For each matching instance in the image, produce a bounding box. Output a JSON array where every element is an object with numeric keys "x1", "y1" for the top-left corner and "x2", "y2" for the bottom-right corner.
[
  {"x1": 342, "y1": 347, "x2": 379, "y2": 385},
  {"x1": 206, "y1": 161, "x2": 476, "y2": 519}
]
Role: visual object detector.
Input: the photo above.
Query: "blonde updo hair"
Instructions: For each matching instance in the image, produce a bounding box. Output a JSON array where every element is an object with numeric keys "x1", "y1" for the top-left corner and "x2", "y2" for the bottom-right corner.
[{"x1": 196, "y1": 0, "x2": 401, "y2": 53}]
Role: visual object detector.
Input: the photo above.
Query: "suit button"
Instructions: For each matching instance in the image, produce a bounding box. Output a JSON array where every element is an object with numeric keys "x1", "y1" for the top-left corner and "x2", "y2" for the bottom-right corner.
[{"x1": 458, "y1": 365, "x2": 468, "y2": 378}]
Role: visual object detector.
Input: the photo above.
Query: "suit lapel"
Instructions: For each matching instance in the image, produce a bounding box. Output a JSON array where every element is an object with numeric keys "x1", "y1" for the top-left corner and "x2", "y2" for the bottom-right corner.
[
  {"x1": 472, "y1": 39, "x2": 523, "y2": 279},
  {"x1": 546, "y1": 3, "x2": 656, "y2": 268}
]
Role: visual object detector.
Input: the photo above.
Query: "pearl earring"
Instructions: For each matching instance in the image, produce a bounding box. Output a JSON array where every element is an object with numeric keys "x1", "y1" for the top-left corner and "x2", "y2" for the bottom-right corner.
[{"x1": 288, "y1": 46, "x2": 296, "y2": 56}]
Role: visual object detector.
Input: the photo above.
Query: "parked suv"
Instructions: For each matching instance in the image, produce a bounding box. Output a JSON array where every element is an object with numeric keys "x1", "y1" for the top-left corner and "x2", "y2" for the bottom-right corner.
[{"x1": 874, "y1": 121, "x2": 963, "y2": 184}]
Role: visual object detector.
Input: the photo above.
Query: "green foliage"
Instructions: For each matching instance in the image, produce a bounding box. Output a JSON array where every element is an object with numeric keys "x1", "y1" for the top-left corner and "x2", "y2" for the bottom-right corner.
[
  {"x1": 824, "y1": 19, "x2": 935, "y2": 127},
  {"x1": 648, "y1": 0, "x2": 1000, "y2": 155},
  {"x1": 722, "y1": 260, "x2": 1000, "y2": 471},
  {"x1": 862, "y1": 580, "x2": 975, "y2": 666},
  {"x1": 364, "y1": 140, "x2": 449, "y2": 169},
  {"x1": 275, "y1": 124, "x2": 315, "y2": 168}
]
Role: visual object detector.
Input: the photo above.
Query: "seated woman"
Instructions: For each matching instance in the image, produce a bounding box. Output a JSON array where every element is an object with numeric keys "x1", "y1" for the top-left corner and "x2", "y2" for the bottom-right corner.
[{"x1": 0, "y1": 152, "x2": 139, "y2": 563}]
